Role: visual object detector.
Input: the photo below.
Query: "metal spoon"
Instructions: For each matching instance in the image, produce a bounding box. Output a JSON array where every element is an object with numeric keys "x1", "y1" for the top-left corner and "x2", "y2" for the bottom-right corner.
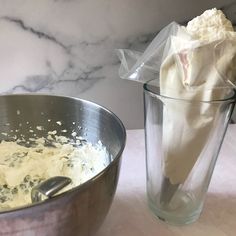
[{"x1": 31, "y1": 176, "x2": 72, "y2": 203}]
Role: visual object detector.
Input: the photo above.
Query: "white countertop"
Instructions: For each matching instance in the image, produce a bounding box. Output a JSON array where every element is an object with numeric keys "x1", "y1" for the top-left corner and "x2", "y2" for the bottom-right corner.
[{"x1": 96, "y1": 125, "x2": 236, "y2": 236}]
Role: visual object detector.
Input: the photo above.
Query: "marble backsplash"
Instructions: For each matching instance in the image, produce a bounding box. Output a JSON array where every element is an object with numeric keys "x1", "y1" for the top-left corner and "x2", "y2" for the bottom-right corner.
[{"x1": 0, "y1": 0, "x2": 236, "y2": 128}]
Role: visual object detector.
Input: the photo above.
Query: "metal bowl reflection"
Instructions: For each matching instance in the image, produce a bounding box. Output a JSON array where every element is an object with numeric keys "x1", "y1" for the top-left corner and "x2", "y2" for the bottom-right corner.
[{"x1": 0, "y1": 94, "x2": 126, "y2": 236}]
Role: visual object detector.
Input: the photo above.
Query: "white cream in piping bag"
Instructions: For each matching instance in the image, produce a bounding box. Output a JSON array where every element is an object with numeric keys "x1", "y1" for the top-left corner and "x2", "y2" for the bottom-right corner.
[{"x1": 160, "y1": 8, "x2": 236, "y2": 184}]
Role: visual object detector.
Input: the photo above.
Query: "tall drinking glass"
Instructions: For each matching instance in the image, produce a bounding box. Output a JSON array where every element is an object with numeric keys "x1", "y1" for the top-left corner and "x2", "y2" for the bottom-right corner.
[{"x1": 144, "y1": 79, "x2": 236, "y2": 225}]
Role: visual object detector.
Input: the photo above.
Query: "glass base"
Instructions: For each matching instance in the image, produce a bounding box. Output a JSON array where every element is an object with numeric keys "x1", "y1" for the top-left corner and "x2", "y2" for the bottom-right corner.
[{"x1": 147, "y1": 191, "x2": 203, "y2": 225}]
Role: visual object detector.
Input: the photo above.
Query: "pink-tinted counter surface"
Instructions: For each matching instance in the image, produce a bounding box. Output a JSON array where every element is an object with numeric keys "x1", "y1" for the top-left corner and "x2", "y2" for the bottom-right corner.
[{"x1": 96, "y1": 125, "x2": 236, "y2": 236}]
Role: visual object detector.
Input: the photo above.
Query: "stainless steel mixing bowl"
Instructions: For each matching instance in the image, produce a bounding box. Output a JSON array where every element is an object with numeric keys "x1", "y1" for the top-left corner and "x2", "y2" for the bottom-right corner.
[{"x1": 0, "y1": 94, "x2": 126, "y2": 236}]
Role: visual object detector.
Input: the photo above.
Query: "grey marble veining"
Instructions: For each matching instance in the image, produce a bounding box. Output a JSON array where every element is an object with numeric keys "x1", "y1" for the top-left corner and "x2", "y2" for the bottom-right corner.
[{"x1": 0, "y1": 0, "x2": 235, "y2": 128}]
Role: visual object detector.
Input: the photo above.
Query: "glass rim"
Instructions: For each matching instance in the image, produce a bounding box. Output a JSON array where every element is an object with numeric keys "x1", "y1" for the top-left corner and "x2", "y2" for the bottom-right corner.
[{"x1": 143, "y1": 79, "x2": 236, "y2": 104}]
